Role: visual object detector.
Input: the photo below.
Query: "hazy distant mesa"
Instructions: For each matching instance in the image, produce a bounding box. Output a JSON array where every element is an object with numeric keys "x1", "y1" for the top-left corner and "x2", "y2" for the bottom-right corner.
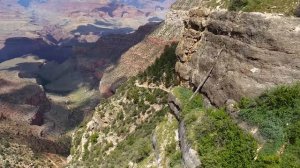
[{"x1": 0, "y1": 0, "x2": 175, "y2": 55}]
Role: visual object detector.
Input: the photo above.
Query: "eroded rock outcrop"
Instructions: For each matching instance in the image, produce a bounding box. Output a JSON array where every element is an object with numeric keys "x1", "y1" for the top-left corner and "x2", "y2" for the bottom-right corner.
[{"x1": 176, "y1": 8, "x2": 300, "y2": 106}]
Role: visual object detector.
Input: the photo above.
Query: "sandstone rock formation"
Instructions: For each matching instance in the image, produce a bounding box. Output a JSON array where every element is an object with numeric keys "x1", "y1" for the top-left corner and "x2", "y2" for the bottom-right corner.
[{"x1": 176, "y1": 8, "x2": 300, "y2": 106}]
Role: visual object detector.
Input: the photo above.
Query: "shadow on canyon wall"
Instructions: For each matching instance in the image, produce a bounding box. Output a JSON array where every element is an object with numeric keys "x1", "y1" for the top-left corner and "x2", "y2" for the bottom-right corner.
[
  {"x1": 0, "y1": 76, "x2": 87, "y2": 129},
  {"x1": 0, "y1": 61, "x2": 94, "y2": 129},
  {"x1": 0, "y1": 37, "x2": 72, "y2": 63},
  {"x1": 0, "y1": 22, "x2": 157, "y2": 64},
  {"x1": 0, "y1": 21, "x2": 160, "y2": 133},
  {"x1": 71, "y1": 24, "x2": 134, "y2": 36},
  {"x1": 0, "y1": 82, "x2": 43, "y2": 104}
]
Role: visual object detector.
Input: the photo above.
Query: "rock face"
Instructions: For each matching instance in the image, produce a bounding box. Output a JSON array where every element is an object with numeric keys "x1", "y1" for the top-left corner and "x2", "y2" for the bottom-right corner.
[{"x1": 176, "y1": 8, "x2": 300, "y2": 106}]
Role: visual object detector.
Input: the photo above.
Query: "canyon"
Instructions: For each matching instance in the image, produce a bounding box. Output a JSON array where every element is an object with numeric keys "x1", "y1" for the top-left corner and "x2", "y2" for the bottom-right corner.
[
  {"x1": 69, "y1": 0, "x2": 300, "y2": 167},
  {"x1": 0, "y1": 0, "x2": 300, "y2": 167}
]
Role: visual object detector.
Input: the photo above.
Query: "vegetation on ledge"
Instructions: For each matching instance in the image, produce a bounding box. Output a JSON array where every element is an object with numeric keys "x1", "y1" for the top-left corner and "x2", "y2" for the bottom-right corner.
[
  {"x1": 172, "y1": 83, "x2": 300, "y2": 168},
  {"x1": 172, "y1": 86, "x2": 258, "y2": 168},
  {"x1": 228, "y1": 0, "x2": 300, "y2": 16},
  {"x1": 239, "y1": 83, "x2": 300, "y2": 167}
]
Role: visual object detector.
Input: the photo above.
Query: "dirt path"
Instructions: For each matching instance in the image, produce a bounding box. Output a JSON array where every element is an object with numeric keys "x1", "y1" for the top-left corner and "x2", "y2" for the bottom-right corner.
[
  {"x1": 134, "y1": 81, "x2": 170, "y2": 93},
  {"x1": 43, "y1": 153, "x2": 67, "y2": 168}
]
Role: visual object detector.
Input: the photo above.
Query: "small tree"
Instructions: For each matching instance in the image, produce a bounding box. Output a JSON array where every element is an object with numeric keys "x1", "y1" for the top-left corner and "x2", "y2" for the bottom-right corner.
[
  {"x1": 228, "y1": 0, "x2": 248, "y2": 11},
  {"x1": 90, "y1": 133, "x2": 99, "y2": 144}
]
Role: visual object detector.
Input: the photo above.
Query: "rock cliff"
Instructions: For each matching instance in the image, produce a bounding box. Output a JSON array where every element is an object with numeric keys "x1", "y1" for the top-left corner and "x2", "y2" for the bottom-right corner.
[{"x1": 176, "y1": 8, "x2": 300, "y2": 106}]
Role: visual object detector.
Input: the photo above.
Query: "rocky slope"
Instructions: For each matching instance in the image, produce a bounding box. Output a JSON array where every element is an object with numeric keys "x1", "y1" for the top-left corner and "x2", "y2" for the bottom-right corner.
[
  {"x1": 68, "y1": 45, "x2": 181, "y2": 167},
  {"x1": 0, "y1": 2, "x2": 176, "y2": 166},
  {"x1": 0, "y1": 1, "x2": 178, "y2": 166},
  {"x1": 99, "y1": 0, "x2": 273, "y2": 95}
]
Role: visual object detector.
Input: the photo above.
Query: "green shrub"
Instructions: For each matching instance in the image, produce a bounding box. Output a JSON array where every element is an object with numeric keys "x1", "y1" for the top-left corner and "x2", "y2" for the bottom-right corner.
[
  {"x1": 227, "y1": 0, "x2": 299, "y2": 16},
  {"x1": 194, "y1": 109, "x2": 257, "y2": 168},
  {"x1": 280, "y1": 121, "x2": 300, "y2": 167},
  {"x1": 4, "y1": 160, "x2": 10, "y2": 168},
  {"x1": 166, "y1": 141, "x2": 182, "y2": 167},
  {"x1": 172, "y1": 86, "x2": 203, "y2": 117},
  {"x1": 239, "y1": 83, "x2": 300, "y2": 166},
  {"x1": 170, "y1": 151, "x2": 182, "y2": 167},
  {"x1": 90, "y1": 133, "x2": 99, "y2": 144},
  {"x1": 99, "y1": 107, "x2": 168, "y2": 167},
  {"x1": 82, "y1": 141, "x2": 89, "y2": 161}
]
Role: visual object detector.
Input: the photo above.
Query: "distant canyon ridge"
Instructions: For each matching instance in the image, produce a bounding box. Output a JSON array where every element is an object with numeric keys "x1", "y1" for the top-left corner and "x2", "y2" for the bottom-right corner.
[{"x1": 0, "y1": 0, "x2": 175, "y2": 61}]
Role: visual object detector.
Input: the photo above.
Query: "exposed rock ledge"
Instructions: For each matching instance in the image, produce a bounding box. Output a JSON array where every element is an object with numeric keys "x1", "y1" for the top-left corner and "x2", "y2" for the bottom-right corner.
[{"x1": 176, "y1": 8, "x2": 300, "y2": 106}]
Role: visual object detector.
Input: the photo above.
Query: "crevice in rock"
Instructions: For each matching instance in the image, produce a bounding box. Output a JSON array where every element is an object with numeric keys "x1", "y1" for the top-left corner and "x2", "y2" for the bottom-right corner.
[
  {"x1": 151, "y1": 133, "x2": 160, "y2": 167},
  {"x1": 190, "y1": 21, "x2": 201, "y2": 31},
  {"x1": 168, "y1": 94, "x2": 201, "y2": 168},
  {"x1": 168, "y1": 100, "x2": 181, "y2": 121}
]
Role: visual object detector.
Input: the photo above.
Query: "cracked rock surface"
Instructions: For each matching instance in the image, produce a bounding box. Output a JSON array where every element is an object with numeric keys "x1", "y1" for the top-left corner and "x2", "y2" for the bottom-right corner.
[{"x1": 176, "y1": 8, "x2": 300, "y2": 106}]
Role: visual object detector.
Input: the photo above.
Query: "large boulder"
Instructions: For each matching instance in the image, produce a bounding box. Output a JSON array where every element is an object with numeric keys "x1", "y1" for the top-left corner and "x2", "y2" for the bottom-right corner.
[{"x1": 176, "y1": 8, "x2": 300, "y2": 106}]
